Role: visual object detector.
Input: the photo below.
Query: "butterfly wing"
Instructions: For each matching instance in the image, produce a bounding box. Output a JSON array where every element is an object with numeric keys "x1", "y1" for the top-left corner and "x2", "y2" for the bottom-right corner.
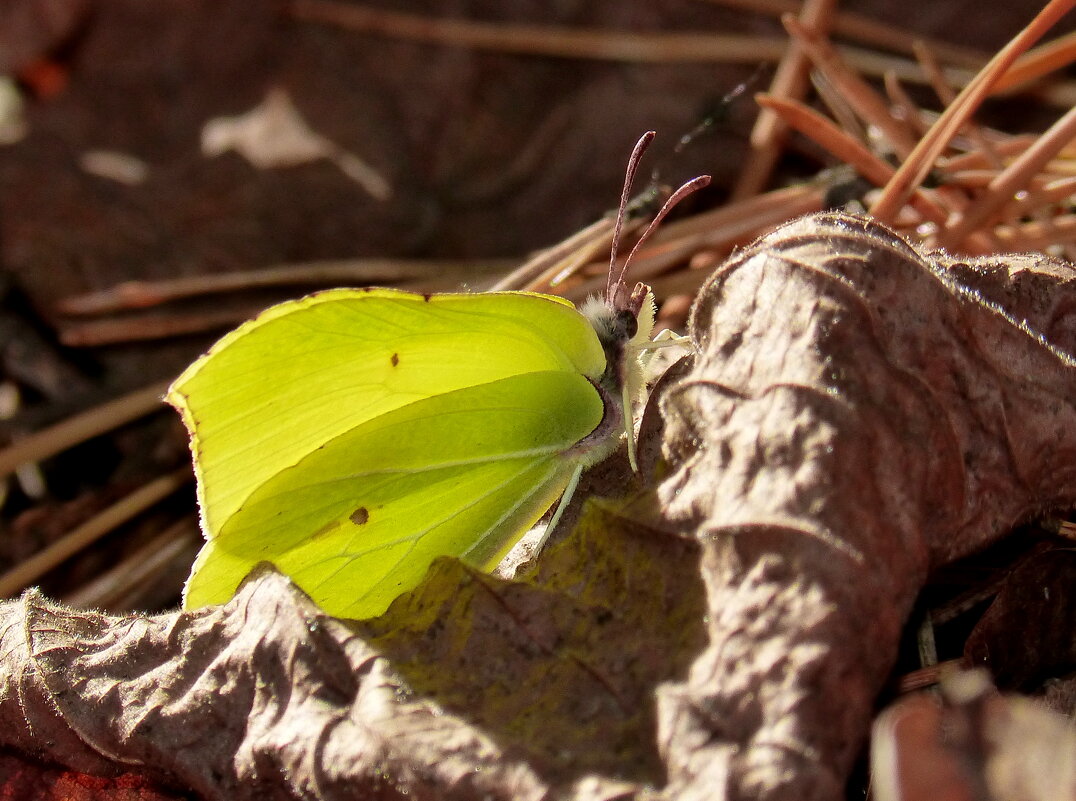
[
  {"x1": 168, "y1": 288, "x2": 607, "y2": 534},
  {"x1": 169, "y1": 289, "x2": 609, "y2": 618},
  {"x1": 184, "y1": 370, "x2": 598, "y2": 619}
]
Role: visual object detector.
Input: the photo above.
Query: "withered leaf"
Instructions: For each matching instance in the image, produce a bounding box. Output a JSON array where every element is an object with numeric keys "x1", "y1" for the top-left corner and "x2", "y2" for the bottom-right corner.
[
  {"x1": 964, "y1": 547, "x2": 1076, "y2": 690},
  {"x1": 0, "y1": 505, "x2": 705, "y2": 800},
  {"x1": 656, "y1": 212, "x2": 1076, "y2": 800},
  {"x1": 2, "y1": 212, "x2": 1076, "y2": 801}
]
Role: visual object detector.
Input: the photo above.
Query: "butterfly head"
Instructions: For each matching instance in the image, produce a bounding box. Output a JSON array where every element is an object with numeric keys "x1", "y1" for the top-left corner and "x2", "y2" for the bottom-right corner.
[
  {"x1": 596, "y1": 131, "x2": 709, "y2": 349},
  {"x1": 582, "y1": 132, "x2": 709, "y2": 471}
]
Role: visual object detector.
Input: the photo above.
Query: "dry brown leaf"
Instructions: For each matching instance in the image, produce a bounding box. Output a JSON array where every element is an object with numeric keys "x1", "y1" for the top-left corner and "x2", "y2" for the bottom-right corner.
[
  {"x1": 964, "y1": 548, "x2": 1076, "y2": 689},
  {"x1": 656, "y1": 211, "x2": 1076, "y2": 800},
  {"x1": 0, "y1": 504, "x2": 705, "y2": 800},
  {"x1": 3, "y1": 212, "x2": 1076, "y2": 799}
]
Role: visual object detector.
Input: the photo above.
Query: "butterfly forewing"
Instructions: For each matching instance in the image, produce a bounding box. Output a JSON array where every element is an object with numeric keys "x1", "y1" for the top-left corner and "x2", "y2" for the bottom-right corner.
[{"x1": 169, "y1": 289, "x2": 608, "y2": 536}]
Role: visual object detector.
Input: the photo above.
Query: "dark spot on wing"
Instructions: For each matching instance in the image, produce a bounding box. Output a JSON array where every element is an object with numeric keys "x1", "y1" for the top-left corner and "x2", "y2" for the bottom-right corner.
[
  {"x1": 350, "y1": 507, "x2": 370, "y2": 525},
  {"x1": 422, "y1": 292, "x2": 432, "y2": 302},
  {"x1": 390, "y1": 352, "x2": 399, "y2": 367}
]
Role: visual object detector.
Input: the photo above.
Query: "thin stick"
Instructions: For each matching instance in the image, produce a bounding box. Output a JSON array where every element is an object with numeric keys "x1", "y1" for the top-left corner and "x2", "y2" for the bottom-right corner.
[
  {"x1": 754, "y1": 94, "x2": 952, "y2": 225},
  {"x1": 290, "y1": 0, "x2": 792, "y2": 63},
  {"x1": 883, "y1": 73, "x2": 932, "y2": 138},
  {"x1": 649, "y1": 182, "x2": 822, "y2": 241},
  {"x1": 994, "y1": 213, "x2": 1076, "y2": 251},
  {"x1": 940, "y1": 170, "x2": 1031, "y2": 190},
  {"x1": 546, "y1": 222, "x2": 637, "y2": 292},
  {"x1": 869, "y1": 0, "x2": 1076, "y2": 222},
  {"x1": 992, "y1": 29, "x2": 1076, "y2": 92},
  {"x1": 62, "y1": 517, "x2": 199, "y2": 609},
  {"x1": 995, "y1": 175, "x2": 1076, "y2": 220},
  {"x1": 490, "y1": 217, "x2": 613, "y2": 291},
  {"x1": 937, "y1": 135, "x2": 1038, "y2": 172},
  {"x1": 940, "y1": 104, "x2": 1076, "y2": 248},
  {"x1": 896, "y1": 660, "x2": 964, "y2": 694},
  {"x1": 289, "y1": 0, "x2": 982, "y2": 93},
  {"x1": 701, "y1": 0, "x2": 989, "y2": 68},
  {"x1": 913, "y1": 40, "x2": 1003, "y2": 170},
  {"x1": 59, "y1": 308, "x2": 265, "y2": 347},
  {"x1": 731, "y1": 0, "x2": 838, "y2": 200},
  {"x1": 0, "y1": 380, "x2": 172, "y2": 481},
  {"x1": 289, "y1": 0, "x2": 1076, "y2": 108},
  {"x1": 503, "y1": 185, "x2": 820, "y2": 300},
  {"x1": 811, "y1": 72, "x2": 869, "y2": 144},
  {"x1": 0, "y1": 468, "x2": 192, "y2": 598},
  {"x1": 59, "y1": 258, "x2": 515, "y2": 316},
  {"x1": 557, "y1": 184, "x2": 826, "y2": 304},
  {"x1": 783, "y1": 15, "x2": 918, "y2": 159}
]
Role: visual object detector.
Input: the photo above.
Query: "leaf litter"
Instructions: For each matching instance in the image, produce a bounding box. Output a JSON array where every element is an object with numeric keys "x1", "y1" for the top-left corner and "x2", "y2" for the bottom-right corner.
[
  {"x1": 3, "y1": 1, "x2": 1076, "y2": 800},
  {"x1": 4, "y1": 207, "x2": 1076, "y2": 799}
]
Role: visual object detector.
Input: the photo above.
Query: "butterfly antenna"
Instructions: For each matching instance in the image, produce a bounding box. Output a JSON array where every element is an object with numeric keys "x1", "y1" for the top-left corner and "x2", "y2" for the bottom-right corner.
[
  {"x1": 620, "y1": 174, "x2": 712, "y2": 285},
  {"x1": 607, "y1": 131, "x2": 656, "y2": 306}
]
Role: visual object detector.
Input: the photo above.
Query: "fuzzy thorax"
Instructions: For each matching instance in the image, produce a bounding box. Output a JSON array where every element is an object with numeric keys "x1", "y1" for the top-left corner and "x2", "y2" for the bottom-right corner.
[{"x1": 579, "y1": 288, "x2": 657, "y2": 471}]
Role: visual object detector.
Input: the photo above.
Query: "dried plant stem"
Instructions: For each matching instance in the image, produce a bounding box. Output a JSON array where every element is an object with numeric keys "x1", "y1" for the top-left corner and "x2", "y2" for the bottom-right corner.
[
  {"x1": 995, "y1": 213, "x2": 1076, "y2": 251},
  {"x1": 636, "y1": 184, "x2": 825, "y2": 268},
  {"x1": 653, "y1": 182, "x2": 823, "y2": 242},
  {"x1": 557, "y1": 184, "x2": 826, "y2": 302},
  {"x1": 288, "y1": 0, "x2": 979, "y2": 94},
  {"x1": 59, "y1": 259, "x2": 514, "y2": 316},
  {"x1": 783, "y1": 15, "x2": 918, "y2": 159},
  {"x1": 913, "y1": 40, "x2": 1003, "y2": 170},
  {"x1": 0, "y1": 381, "x2": 171, "y2": 481},
  {"x1": 731, "y1": 0, "x2": 838, "y2": 200},
  {"x1": 0, "y1": 468, "x2": 191, "y2": 599},
  {"x1": 938, "y1": 135, "x2": 1038, "y2": 172},
  {"x1": 852, "y1": 50, "x2": 980, "y2": 97},
  {"x1": 59, "y1": 309, "x2": 267, "y2": 347},
  {"x1": 811, "y1": 72, "x2": 868, "y2": 142},
  {"x1": 701, "y1": 0, "x2": 988, "y2": 67},
  {"x1": 940, "y1": 104, "x2": 1076, "y2": 248},
  {"x1": 896, "y1": 661, "x2": 962, "y2": 693},
  {"x1": 62, "y1": 517, "x2": 199, "y2": 610},
  {"x1": 942, "y1": 170, "x2": 1039, "y2": 190},
  {"x1": 993, "y1": 29, "x2": 1076, "y2": 91},
  {"x1": 289, "y1": 0, "x2": 791, "y2": 63},
  {"x1": 883, "y1": 73, "x2": 932, "y2": 137},
  {"x1": 870, "y1": 0, "x2": 1076, "y2": 222},
  {"x1": 997, "y1": 175, "x2": 1076, "y2": 219},
  {"x1": 491, "y1": 218, "x2": 615, "y2": 292},
  {"x1": 753, "y1": 94, "x2": 953, "y2": 227}
]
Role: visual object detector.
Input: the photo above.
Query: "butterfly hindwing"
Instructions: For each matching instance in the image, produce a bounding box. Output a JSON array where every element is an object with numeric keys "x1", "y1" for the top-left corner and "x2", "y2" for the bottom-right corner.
[{"x1": 172, "y1": 291, "x2": 609, "y2": 618}]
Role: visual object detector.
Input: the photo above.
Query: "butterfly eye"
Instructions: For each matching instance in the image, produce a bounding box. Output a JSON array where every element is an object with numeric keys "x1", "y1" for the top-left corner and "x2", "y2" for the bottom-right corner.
[{"x1": 616, "y1": 308, "x2": 638, "y2": 340}]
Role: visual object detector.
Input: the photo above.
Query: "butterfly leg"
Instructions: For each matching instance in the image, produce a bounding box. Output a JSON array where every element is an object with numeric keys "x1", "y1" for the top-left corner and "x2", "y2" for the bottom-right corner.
[{"x1": 533, "y1": 462, "x2": 585, "y2": 552}]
